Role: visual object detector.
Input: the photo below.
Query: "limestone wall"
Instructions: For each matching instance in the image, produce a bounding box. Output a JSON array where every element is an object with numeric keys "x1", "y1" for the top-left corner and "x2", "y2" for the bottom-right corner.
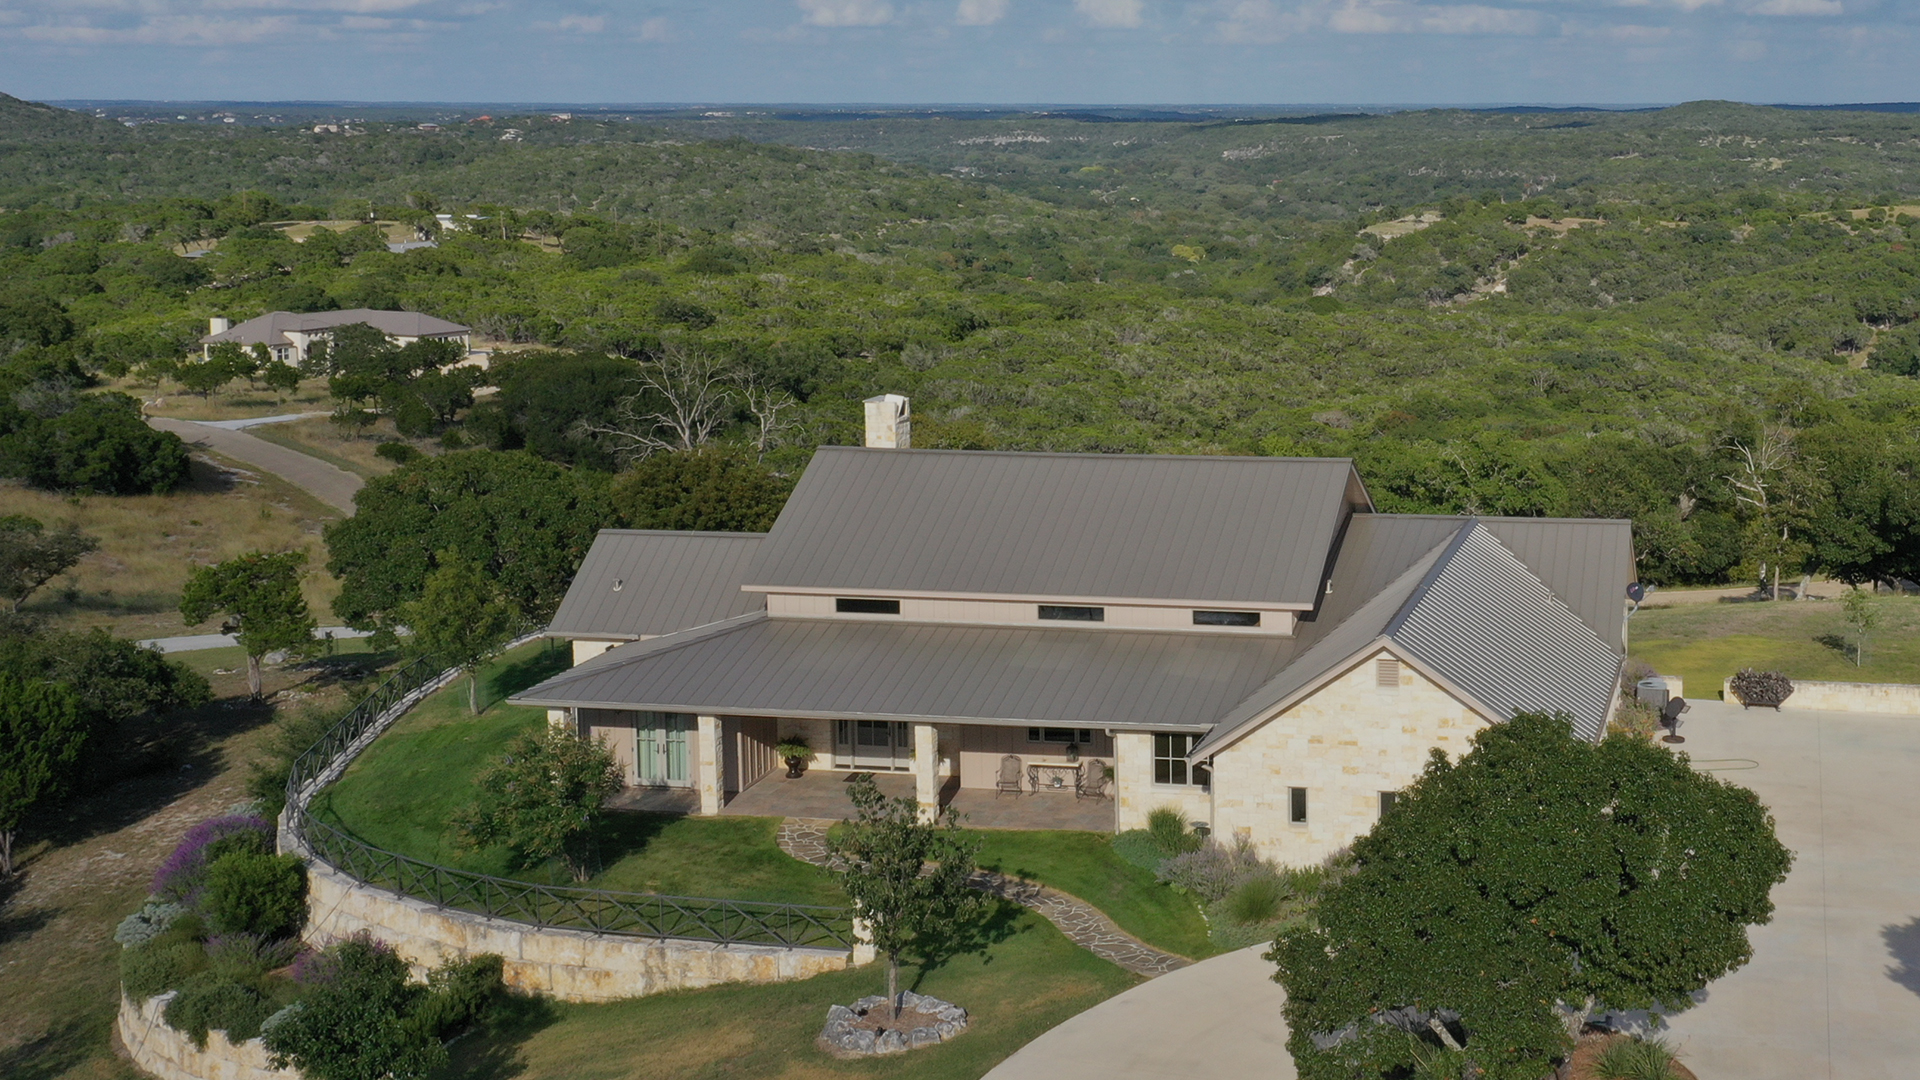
[
  {"x1": 1722, "y1": 677, "x2": 1920, "y2": 716},
  {"x1": 1113, "y1": 731, "x2": 1212, "y2": 833},
  {"x1": 1209, "y1": 648, "x2": 1486, "y2": 866},
  {"x1": 117, "y1": 991, "x2": 292, "y2": 1080},
  {"x1": 296, "y1": 833, "x2": 854, "y2": 1002}
]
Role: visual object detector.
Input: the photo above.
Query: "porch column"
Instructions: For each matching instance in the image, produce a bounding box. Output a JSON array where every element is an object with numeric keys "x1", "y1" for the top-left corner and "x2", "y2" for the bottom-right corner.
[
  {"x1": 913, "y1": 722, "x2": 939, "y2": 822},
  {"x1": 696, "y1": 714, "x2": 724, "y2": 816},
  {"x1": 1112, "y1": 731, "x2": 1152, "y2": 832},
  {"x1": 547, "y1": 708, "x2": 571, "y2": 732}
]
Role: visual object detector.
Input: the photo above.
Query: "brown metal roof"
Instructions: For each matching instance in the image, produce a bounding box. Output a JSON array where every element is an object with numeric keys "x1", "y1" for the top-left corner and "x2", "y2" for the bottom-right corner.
[
  {"x1": 200, "y1": 309, "x2": 468, "y2": 346},
  {"x1": 545, "y1": 531, "x2": 766, "y2": 640},
  {"x1": 746, "y1": 448, "x2": 1370, "y2": 608},
  {"x1": 512, "y1": 614, "x2": 1295, "y2": 730}
]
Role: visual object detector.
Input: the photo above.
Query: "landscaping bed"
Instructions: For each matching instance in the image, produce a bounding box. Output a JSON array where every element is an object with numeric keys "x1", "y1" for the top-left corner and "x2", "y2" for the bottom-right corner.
[{"x1": 969, "y1": 829, "x2": 1216, "y2": 960}]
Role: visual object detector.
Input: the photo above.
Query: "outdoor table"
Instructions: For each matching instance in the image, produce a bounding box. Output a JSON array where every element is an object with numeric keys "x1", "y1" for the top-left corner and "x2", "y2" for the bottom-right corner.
[{"x1": 1028, "y1": 760, "x2": 1081, "y2": 793}]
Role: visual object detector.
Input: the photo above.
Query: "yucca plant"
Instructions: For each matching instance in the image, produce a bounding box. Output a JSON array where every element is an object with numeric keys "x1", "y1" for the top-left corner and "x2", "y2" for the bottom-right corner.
[{"x1": 1592, "y1": 1036, "x2": 1683, "y2": 1080}]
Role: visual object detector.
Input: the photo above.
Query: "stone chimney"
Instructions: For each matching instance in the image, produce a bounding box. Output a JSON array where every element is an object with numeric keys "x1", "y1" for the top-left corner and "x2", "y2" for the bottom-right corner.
[
  {"x1": 208, "y1": 316, "x2": 231, "y2": 335},
  {"x1": 863, "y1": 394, "x2": 911, "y2": 449}
]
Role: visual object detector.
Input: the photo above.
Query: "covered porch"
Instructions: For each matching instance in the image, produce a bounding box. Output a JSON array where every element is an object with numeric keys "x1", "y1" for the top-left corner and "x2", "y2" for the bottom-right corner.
[{"x1": 718, "y1": 768, "x2": 1118, "y2": 832}]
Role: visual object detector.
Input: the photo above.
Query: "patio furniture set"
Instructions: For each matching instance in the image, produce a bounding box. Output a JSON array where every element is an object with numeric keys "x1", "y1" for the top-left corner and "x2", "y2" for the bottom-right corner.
[{"x1": 996, "y1": 755, "x2": 1110, "y2": 800}]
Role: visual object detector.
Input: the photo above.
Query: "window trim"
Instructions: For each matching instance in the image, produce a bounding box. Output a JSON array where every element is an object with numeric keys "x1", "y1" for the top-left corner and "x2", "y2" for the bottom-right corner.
[
  {"x1": 1039, "y1": 604, "x2": 1104, "y2": 622},
  {"x1": 1152, "y1": 732, "x2": 1209, "y2": 789},
  {"x1": 1288, "y1": 786, "x2": 1309, "y2": 825},
  {"x1": 1193, "y1": 609, "x2": 1261, "y2": 627},
  {"x1": 836, "y1": 597, "x2": 902, "y2": 615},
  {"x1": 1027, "y1": 727, "x2": 1096, "y2": 746}
]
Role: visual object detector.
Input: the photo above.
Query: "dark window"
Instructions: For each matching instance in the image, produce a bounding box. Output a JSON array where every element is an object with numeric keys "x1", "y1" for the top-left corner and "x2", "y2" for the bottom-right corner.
[
  {"x1": 836, "y1": 597, "x2": 901, "y2": 614},
  {"x1": 1153, "y1": 732, "x2": 1207, "y2": 788},
  {"x1": 1193, "y1": 610, "x2": 1261, "y2": 627},
  {"x1": 1027, "y1": 727, "x2": 1096, "y2": 745},
  {"x1": 1289, "y1": 787, "x2": 1309, "y2": 824},
  {"x1": 1379, "y1": 791, "x2": 1400, "y2": 817},
  {"x1": 1039, "y1": 605, "x2": 1104, "y2": 622}
]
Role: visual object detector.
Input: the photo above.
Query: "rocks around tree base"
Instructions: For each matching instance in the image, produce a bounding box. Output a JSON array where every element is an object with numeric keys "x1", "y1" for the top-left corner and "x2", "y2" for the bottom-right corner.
[{"x1": 816, "y1": 991, "x2": 969, "y2": 1058}]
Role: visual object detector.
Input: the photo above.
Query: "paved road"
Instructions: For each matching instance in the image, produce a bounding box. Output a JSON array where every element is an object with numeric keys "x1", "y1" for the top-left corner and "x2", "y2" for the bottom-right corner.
[
  {"x1": 985, "y1": 945, "x2": 1293, "y2": 1080},
  {"x1": 137, "y1": 626, "x2": 375, "y2": 654},
  {"x1": 194, "y1": 411, "x2": 326, "y2": 430},
  {"x1": 989, "y1": 701, "x2": 1920, "y2": 1080},
  {"x1": 148, "y1": 416, "x2": 363, "y2": 513}
]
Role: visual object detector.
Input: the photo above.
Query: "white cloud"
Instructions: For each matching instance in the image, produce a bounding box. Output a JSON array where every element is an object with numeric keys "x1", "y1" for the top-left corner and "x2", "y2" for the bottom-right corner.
[
  {"x1": 955, "y1": 0, "x2": 1009, "y2": 25},
  {"x1": 1075, "y1": 0, "x2": 1144, "y2": 28},
  {"x1": 19, "y1": 13, "x2": 302, "y2": 45},
  {"x1": 1729, "y1": 36, "x2": 1765, "y2": 58},
  {"x1": 1326, "y1": 1, "x2": 1547, "y2": 35},
  {"x1": 1744, "y1": 0, "x2": 1840, "y2": 14},
  {"x1": 541, "y1": 13, "x2": 603, "y2": 32},
  {"x1": 1215, "y1": 0, "x2": 1313, "y2": 43},
  {"x1": 636, "y1": 15, "x2": 669, "y2": 40},
  {"x1": 796, "y1": 0, "x2": 895, "y2": 26}
]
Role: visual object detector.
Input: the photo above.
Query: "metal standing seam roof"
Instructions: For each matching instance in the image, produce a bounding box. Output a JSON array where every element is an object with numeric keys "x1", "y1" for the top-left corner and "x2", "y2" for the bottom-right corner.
[
  {"x1": 200, "y1": 309, "x2": 469, "y2": 346},
  {"x1": 1475, "y1": 517, "x2": 1635, "y2": 651},
  {"x1": 544, "y1": 531, "x2": 767, "y2": 640},
  {"x1": 510, "y1": 614, "x2": 1297, "y2": 730},
  {"x1": 744, "y1": 448, "x2": 1370, "y2": 608}
]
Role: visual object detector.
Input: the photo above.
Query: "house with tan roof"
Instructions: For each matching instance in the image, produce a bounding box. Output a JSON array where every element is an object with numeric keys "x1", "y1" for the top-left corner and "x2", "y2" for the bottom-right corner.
[
  {"x1": 199, "y1": 309, "x2": 470, "y2": 366},
  {"x1": 513, "y1": 396, "x2": 1634, "y2": 864}
]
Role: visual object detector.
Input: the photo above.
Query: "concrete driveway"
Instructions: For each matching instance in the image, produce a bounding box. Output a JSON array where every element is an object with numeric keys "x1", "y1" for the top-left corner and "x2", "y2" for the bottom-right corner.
[
  {"x1": 148, "y1": 416, "x2": 363, "y2": 513},
  {"x1": 988, "y1": 699, "x2": 1920, "y2": 1080}
]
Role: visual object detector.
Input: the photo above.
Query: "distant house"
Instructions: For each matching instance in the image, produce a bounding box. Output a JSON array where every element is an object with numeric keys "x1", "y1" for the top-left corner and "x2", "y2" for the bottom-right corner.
[
  {"x1": 514, "y1": 395, "x2": 1635, "y2": 864},
  {"x1": 199, "y1": 309, "x2": 470, "y2": 366}
]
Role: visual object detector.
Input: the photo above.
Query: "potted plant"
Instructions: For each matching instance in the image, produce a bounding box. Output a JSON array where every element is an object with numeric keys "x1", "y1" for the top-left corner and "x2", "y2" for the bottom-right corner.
[{"x1": 776, "y1": 735, "x2": 814, "y2": 778}]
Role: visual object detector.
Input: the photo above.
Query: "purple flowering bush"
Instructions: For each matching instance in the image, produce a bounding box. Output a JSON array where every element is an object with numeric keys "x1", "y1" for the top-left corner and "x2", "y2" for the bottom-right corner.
[{"x1": 151, "y1": 815, "x2": 273, "y2": 903}]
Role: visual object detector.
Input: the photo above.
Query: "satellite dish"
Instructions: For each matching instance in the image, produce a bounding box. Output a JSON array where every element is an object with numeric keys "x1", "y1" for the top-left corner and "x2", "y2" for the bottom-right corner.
[{"x1": 1625, "y1": 582, "x2": 1646, "y2": 603}]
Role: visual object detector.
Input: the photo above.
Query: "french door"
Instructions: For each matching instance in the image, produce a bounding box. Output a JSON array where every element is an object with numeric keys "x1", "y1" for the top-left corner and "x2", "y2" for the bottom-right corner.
[
  {"x1": 636, "y1": 712, "x2": 692, "y2": 787},
  {"x1": 833, "y1": 720, "x2": 911, "y2": 771}
]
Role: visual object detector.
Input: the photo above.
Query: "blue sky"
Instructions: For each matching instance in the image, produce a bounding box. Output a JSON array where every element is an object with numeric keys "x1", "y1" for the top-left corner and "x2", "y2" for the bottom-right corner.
[{"x1": 0, "y1": 0, "x2": 1913, "y2": 106}]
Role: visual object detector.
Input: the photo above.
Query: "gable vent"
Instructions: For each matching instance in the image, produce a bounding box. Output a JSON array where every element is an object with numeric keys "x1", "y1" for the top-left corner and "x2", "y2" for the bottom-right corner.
[{"x1": 1375, "y1": 657, "x2": 1401, "y2": 689}]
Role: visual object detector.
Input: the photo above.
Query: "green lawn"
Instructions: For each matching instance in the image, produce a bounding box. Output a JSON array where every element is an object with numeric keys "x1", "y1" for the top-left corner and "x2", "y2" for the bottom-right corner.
[
  {"x1": 1630, "y1": 594, "x2": 1920, "y2": 699},
  {"x1": 970, "y1": 830, "x2": 1216, "y2": 961},
  {"x1": 437, "y1": 899, "x2": 1138, "y2": 1080},
  {"x1": 313, "y1": 643, "x2": 846, "y2": 906}
]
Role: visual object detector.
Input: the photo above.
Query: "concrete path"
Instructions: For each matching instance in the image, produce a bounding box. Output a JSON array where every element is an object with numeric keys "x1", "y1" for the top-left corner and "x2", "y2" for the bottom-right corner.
[
  {"x1": 136, "y1": 626, "x2": 374, "y2": 654},
  {"x1": 776, "y1": 817, "x2": 1190, "y2": 978},
  {"x1": 194, "y1": 411, "x2": 326, "y2": 430},
  {"x1": 985, "y1": 945, "x2": 1293, "y2": 1080},
  {"x1": 147, "y1": 416, "x2": 363, "y2": 514}
]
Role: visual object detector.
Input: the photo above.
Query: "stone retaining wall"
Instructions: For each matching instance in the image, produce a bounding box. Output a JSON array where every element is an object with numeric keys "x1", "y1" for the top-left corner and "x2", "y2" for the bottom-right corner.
[
  {"x1": 1723, "y1": 677, "x2": 1920, "y2": 716},
  {"x1": 295, "y1": 828, "x2": 854, "y2": 1002},
  {"x1": 117, "y1": 992, "x2": 292, "y2": 1080}
]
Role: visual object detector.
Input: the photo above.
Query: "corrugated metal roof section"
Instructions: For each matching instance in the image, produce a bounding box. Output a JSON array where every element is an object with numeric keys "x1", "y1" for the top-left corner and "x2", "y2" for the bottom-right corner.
[
  {"x1": 545, "y1": 531, "x2": 767, "y2": 640},
  {"x1": 747, "y1": 448, "x2": 1368, "y2": 607},
  {"x1": 1477, "y1": 518, "x2": 1635, "y2": 651},
  {"x1": 1187, "y1": 530, "x2": 1457, "y2": 757},
  {"x1": 511, "y1": 614, "x2": 1297, "y2": 729},
  {"x1": 1304, "y1": 515, "x2": 1464, "y2": 632},
  {"x1": 1390, "y1": 525, "x2": 1622, "y2": 742}
]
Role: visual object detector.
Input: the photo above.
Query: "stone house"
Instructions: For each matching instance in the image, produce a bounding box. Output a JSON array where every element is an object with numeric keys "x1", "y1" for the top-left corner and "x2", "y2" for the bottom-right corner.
[
  {"x1": 514, "y1": 396, "x2": 1633, "y2": 865},
  {"x1": 199, "y1": 309, "x2": 470, "y2": 367}
]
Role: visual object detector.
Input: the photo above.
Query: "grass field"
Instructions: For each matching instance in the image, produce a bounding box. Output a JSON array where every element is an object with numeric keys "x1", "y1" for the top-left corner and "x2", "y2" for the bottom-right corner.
[
  {"x1": 110, "y1": 374, "x2": 334, "y2": 423},
  {"x1": 248, "y1": 414, "x2": 437, "y2": 479},
  {"x1": 1629, "y1": 593, "x2": 1920, "y2": 697},
  {"x1": 0, "y1": 451, "x2": 342, "y2": 640},
  {"x1": 971, "y1": 830, "x2": 1214, "y2": 960},
  {"x1": 437, "y1": 900, "x2": 1137, "y2": 1080}
]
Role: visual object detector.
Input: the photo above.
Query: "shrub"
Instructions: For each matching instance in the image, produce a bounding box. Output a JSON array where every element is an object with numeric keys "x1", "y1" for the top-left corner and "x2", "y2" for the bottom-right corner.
[
  {"x1": 202, "y1": 852, "x2": 307, "y2": 939},
  {"x1": 1145, "y1": 806, "x2": 1202, "y2": 857},
  {"x1": 1729, "y1": 668, "x2": 1794, "y2": 707},
  {"x1": 121, "y1": 939, "x2": 207, "y2": 1002},
  {"x1": 263, "y1": 933, "x2": 448, "y2": 1080},
  {"x1": 1158, "y1": 836, "x2": 1263, "y2": 903},
  {"x1": 164, "y1": 971, "x2": 277, "y2": 1049},
  {"x1": 152, "y1": 815, "x2": 273, "y2": 903},
  {"x1": 1225, "y1": 873, "x2": 1287, "y2": 925},
  {"x1": 1109, "y1": 829, "x2": 1166, "y2": 873},
  {"x1": 115, "y1": 900, "x2": 187, "y2": 948},
  {"x1": 412, "y1": 953, "x2": 505, "y2": 1038},
  {"x1": 374, "y1": 441, "x2": 421, "y2": 464},
  {"x1": 205, "y1": 932, "x2": 301, "y2": 980},
  {"x1": 1593, "y1": 1036, "x2": 1684, "y2": 1080}
]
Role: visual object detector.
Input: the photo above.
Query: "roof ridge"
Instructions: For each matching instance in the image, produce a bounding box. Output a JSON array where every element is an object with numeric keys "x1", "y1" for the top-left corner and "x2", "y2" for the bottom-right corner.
[
  {"x1": 594, "y1": 529, "x2": 768, "y2": 539},
  {"x1": 1382, "y1": 518, "x2": 1479, "y2": 638}
]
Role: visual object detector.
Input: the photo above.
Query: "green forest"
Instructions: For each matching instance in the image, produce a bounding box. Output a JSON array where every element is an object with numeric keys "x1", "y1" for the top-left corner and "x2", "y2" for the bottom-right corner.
[{"x1": 3, "y1": 92, "x2": 1918, "y2": 591}]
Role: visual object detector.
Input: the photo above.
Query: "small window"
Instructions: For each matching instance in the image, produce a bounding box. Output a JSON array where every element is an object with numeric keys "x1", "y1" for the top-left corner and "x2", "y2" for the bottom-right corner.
[
  {"x1": 1288, "y1": 787, "x2": 1308, "y2": 824},
  {"x1": 1027, "y1": 727, "x2": 1095, "y2": 745},
  {"x1": 1193, "y1": 610, "x2": 1261, "y2": 627},
  {"x1": 836, "y1": 597, "x2": 901, "y2": 614},
  {"x1": 1153, "y1": 732, "x2": 1208, "y2": 788},
  {"x1": 1375, "y1": 657, "x2": 1401, "y2": 689},
  {"x1": 1039, "y1": 605, "x2": 1104, "y2": 622},
  {"x1": 1379, "y1": 791, "x2": 1400, "y2": 817}
]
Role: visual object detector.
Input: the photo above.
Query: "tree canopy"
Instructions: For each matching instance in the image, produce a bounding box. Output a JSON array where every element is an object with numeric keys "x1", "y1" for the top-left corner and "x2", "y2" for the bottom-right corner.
[
  {"x1": 0, "y1": 515, "x2": 99, "y2": 614},
  {"x1": 0, "y1": 673, "x2": 85, "y2": 877},
  {"x1": 399, "y1": 554, "x2": 519, "y2": 713},
  {"x1": 1269, "y1": 712, "x2": 1793, "y2": 1080},
  {"x1": 609, "y1": 444, "x2": 794, "y2": 533},
  {"x1": 179, "y1": 551, "x2": 316, "y2": 698}
]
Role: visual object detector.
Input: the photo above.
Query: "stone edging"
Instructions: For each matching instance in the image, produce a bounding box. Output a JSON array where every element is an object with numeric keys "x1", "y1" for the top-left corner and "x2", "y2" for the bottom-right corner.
[
  {"x1": 777, "y1": 817, "x2": 1191, "y2": 978},
  {"x1": 116, "y1": 992, "x2": 294, "y2": 1080}
]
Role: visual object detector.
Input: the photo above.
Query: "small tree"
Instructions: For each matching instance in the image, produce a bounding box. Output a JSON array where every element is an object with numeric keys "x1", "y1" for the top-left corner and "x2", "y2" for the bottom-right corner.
[
  {"x1": 1270, "y1": 712, "x2": 1792, "y2": 1080},
  {"x1": 260, "y1": 360, "x2": 302, "y2": 400},
  {"x1": 263, "y1": 934, "x2": 446, "y2": 1080},
  {"x1": 1843, "y1": 587, "x2": 1880, "y2": 666},
  {"x1": 179, "y1": 551, "x2": 316, "y2": 699},
  {"x1": 399, "y1": 554, "x2": 519, "y2": 713},
  {"x1": 0, "y1": 515, "x2": 99, "y2": 614},
  {"x1": 828, "y1": 774, "x2": 983, "y2": 1020},
  {"x1": 453, "y1": 725, "x2": 621, "y2": 882},
  {"x1": 0, "y1": 674, "x2": 86, "y2": 877}
]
